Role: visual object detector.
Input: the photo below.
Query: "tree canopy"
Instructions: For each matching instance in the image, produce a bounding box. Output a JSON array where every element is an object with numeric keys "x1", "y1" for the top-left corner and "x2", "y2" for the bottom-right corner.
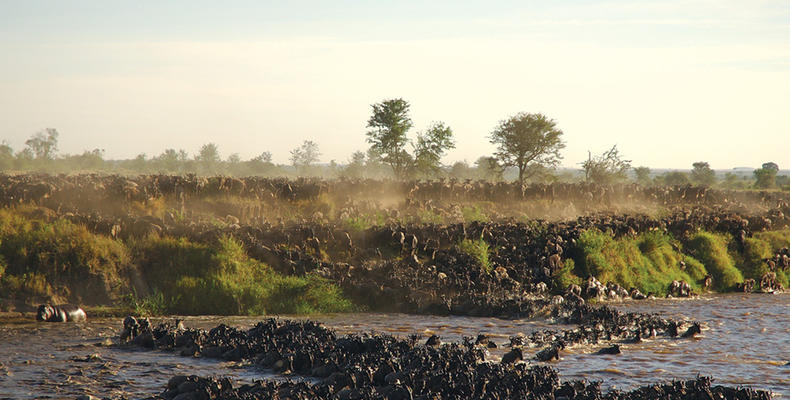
[
  {"x1": 754, "y1": 162, "x2": 779, "y2": 189},
  {"x1": 489, "y1": 112, "x2": 565, "y2": 185},
  {"x1": 413, "y1": 122, "x2": 455, "y2": 178},
  {"x1": 366, "y1": 99, "x2": 454, "y2": 179},
  {"x1": 25, "y1": 128, "x2": 59, "y2": 160},
  {"x1": 691, "y1": 161, "x2": 716, "y2": 186},
  {"x1": 290, "y1": 140, "x2": 321, "y2": 170},
  {"x1": 366, "y1": 99, "x2": 414, "y2": 179}
]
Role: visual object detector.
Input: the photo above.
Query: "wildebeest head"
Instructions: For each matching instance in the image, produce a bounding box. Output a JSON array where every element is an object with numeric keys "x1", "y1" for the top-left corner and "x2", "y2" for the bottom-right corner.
[{"x1": 36, "y1": 304, "x2": 54, "y2": 321}]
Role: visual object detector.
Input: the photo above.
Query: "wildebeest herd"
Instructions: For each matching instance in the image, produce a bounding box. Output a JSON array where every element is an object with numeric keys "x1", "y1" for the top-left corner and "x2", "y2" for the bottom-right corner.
[{"x1": 10, "y1": 174, "x2": 788, "y2": 398}]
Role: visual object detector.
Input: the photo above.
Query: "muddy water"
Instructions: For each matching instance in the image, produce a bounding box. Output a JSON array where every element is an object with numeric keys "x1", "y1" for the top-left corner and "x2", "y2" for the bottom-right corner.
[{"x1": 0, "y1": 294, "x2": 787, "y2": 398}]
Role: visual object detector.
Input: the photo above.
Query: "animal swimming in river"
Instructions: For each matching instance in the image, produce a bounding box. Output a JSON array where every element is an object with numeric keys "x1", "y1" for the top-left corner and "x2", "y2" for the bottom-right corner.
[{"x1": 35, "y1": 304, "x2": 87, "y2": 322}]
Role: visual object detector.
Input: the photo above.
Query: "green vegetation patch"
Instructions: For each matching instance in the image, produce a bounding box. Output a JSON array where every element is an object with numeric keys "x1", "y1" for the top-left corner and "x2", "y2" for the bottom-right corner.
[
  {"x1": 571, "y1": 230, "x2": 703, "y2": 295},
  {"x1": 133, "y1": 235, "x2": 353, "y2": 315},
  {"x1": 685, "y1": 231, "x2": 743, "y2": 290},
  {"x1": 457, "y1": 238, "x2": 491, "y2": 273},
  {"x1": 733, "y1": 230, "x2": 790, "y2": 288},
  {"x1": 0, "y1": 207, "x2": 130, "y2": 303}
]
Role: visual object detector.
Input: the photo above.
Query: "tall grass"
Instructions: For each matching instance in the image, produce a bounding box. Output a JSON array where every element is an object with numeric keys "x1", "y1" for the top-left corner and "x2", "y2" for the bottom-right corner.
[
  {"x1": 134, "y1": 235, "x2": 353, "y2": 315},
  {"x1": 0, "y1": 207, "x2": 130, "y2": 303},
  {"x1": 457, "y1": 238, "x2": 491, "y2": 273},
  {"x1": 733, "y1": 231, "x2": 790, "y2": 288},
  {"x1": 685, "y1": 231, "x2": 743, "y2": 290},
  {"x1": 572, "y1": 230, "x2": 703, "y2": 295},
  {"x1": 0, "y1": 207, "x2": 354, "y2": 314}
]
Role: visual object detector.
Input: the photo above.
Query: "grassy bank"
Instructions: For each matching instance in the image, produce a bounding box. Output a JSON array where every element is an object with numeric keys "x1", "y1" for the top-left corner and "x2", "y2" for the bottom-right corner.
[
  {"x1": 0, "y1": 207, "x2": 353, "y2": 315},
  {"x1": 565, "y1": 229, "x2": 790, "y2": 295}
]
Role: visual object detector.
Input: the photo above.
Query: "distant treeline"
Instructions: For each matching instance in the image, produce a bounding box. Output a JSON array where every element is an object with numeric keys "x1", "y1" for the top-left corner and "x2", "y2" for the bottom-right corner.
[{"x1": 2, "y1": 126, "x2": 787, "y2": 190}]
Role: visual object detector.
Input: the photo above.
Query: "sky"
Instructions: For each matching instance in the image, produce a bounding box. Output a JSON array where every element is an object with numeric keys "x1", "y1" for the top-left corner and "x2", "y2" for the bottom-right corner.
[{"x1": 1, "y1": 0, "x2": 788, "y2": 169}]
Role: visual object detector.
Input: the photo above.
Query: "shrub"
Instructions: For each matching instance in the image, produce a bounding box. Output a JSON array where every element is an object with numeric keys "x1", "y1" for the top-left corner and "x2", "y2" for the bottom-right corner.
[
  {"x1": 0, "y1": 208, "x2": 130, "y2": 303},
  {"x1": 457, "y1": 239, "x2": 491, "y2": 273},
  {"x1": 685, "y1": 231, "x2": 742, "y2": 290},
  {"x1": 572, "y1": 230, "x2": 702, "y2": 295},
  {"x1": 135, "y1": 235, "x2": 353, "y2": 315},
  {"x1": 462, "y1": 204, "x2": 490, "y2": 222},
  {"x1": 552, "y1": 258, "x2": 581, "y2": 291}
]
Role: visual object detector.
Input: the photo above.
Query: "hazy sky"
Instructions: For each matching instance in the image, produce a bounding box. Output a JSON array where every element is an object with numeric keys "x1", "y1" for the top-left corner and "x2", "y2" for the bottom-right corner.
[{"x1": 1, "y1": 1, "x2": 788, "y2": 168}]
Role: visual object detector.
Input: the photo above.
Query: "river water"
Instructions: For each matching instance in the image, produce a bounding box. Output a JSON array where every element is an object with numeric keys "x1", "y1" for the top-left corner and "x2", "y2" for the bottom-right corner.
[{"x1": 0, "y1": 293, "x2": 787, "y2": 399}]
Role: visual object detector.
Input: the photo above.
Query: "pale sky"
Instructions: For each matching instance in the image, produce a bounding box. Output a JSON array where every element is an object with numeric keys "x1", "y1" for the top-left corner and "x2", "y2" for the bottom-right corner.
[{"x1": 1, "y1": 1, "x2": 788, "y2": 169}]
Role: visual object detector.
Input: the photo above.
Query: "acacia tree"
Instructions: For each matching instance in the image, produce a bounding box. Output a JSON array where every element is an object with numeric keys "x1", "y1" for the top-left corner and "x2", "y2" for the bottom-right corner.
[
  {"x1": 366, "y1": 99, "x2": 454, "y2": 179},
  {"x1": 489, "y1": 112, "x2": 565, "y2": 185},
  {"x1": 342, "y1": 150, "x2": 367, "y2": 178},
  {"x1": 633, "y1": 166, "x2": 652, "y2": 185},
  {"x1": 754, "y1": 162, "x2": 779, "y2": 189},
  {"x1": 691, "y1": 161, "x2": 716, "y2": 186},
  {"x1": 413, "y1": 122, "x2": 455, "y2": 178},
  {"x1": 290, "y1": 140, "x2": 321, "y2": 172},
  {"x1": 661, "y1": 171, "x2": 690, "y2": 186},
  {"x1": 581, "y1": 145, "x2": 631, "y2": 184},
  {"x1": 195, "y1": 143, "x2": 220, "y2": 174},
  {"x1": 25, "y1": 128, "x2": 59, "y2": 160},
  {"x1": 366, "y1": 99, "x2": 414, "y2": 179},
  {"x1": 0, "y1": 141, "x2": 14, "y2": 170}
]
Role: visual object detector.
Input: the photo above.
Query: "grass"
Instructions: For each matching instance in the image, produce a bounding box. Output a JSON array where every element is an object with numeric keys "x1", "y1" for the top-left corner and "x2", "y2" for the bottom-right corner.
[
  {"x1": 121, "y1": 289, "x2": 167, "y2": 316},
  {"x1": 462, "y1": 204, "x2": 491, "y2": 222},
  {"x1": 571, "y1": 230, "x2": 704, "y2": 295},
  {"x1": 685, "y1": 231, "x2": 743, "y2": 291},
  {"x1": 0, "y1": 207, "x2": 130, "y2": 303},
  {"x1": 133, "y1": 234, "x2": 354, "y2": 315},
  {"x1": 552, "y1": 258, "x2": 582, "y2": 291},
  {"x1": 457, "y1": 238, "x2": 491, "y2": 273},
  {"x1": 733, "y1": 231, "x2": 790, "y2": 288},
  {"x1": 0, "y1": 207, "x2": 354, "y2": 315}
]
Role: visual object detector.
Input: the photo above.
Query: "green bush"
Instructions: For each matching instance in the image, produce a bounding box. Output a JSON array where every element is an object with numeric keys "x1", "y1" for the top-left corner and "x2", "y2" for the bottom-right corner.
[
  {"x1": 552, "y1": 258, "x2": 582, "y2": 291},
  {"x1": 736, "y1": 237, "x2": 773, "y2": 280},
  {"x1": 457, "y1": 238, "x2": 491, "y2": 273},
  {"x1": 121, "y1": 289, "x2": 166, "y2": 316},
  {"x1": 572, "y1": 230, "x2": 702, "y2": 295},
  {"x1": 462, "y1": 204, "x2": 490, "y2": 222},
  {"x1": 753, "y1": 230, "x2": 790, "y2": 251},
  {"x1": 745, "y1": 230, "x2": 790, "y2": 287},
  {"x1": 0, "y1": 208, "x2": 130, "y2": 302},
  {"x1": 135, "y1": 235, "x2": 353, "y2": 315},
  {"x1": 685, "y1": 231, "x2": 742, "y2": 290}
]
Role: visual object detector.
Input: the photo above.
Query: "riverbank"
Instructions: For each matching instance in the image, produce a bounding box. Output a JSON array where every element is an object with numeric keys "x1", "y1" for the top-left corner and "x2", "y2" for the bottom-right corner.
[
  {"x1": 0, "y1": 176, "x2": 788, "y2": 317},
  {"x1": 2, "y1": 203, "x2": 789, "y2": 317}
]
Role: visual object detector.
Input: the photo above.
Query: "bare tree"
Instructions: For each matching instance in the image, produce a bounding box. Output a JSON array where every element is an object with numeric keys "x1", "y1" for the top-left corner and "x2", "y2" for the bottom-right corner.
[{"x1": 581, "y1": 145, "x2": 631, "y2": 184}]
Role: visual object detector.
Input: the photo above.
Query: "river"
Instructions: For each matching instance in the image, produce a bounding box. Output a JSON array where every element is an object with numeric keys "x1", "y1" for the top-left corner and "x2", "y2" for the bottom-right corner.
[{"x1": 1, "y1": 293, "x2": 787, "y2": 398}]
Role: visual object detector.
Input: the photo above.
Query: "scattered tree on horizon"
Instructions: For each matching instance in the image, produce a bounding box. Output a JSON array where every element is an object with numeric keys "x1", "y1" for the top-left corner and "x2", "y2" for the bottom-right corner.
[
  {"x1": 25, "y1": 128, "x2": 59, "y2": 160},
  {"x1": 413, "y1": 122, "x2": 455, "y2": 178},
  {"x1": 342, "y1": 150, "x2": 367, "y2": 179},
  {"x1": 366, "y1": 98, "x2": 414, "y2": 179},
  {"x1": 0, "y1": 141, "x2": 14, "y2": 170},
  {"x1": 633, "y1": 166, "x2": 652, "y2": 185},
  {"x1": 195, "y1": 143, "x2": 221, "y2": 173},
  {"x1": 581, "y1": 145, "x2": 630, "y2": 184},
  {"x1": 252, "y1": 151, "x2": 273, "y2": 164},
  {"x1": 290, "y1": 140, "x2": 321, "y2": 171},
  {"x1": 489, "y1": 112, "x2": 565, "y2": 185},
  {"x1": 366, "y1": 98, "x2": 455, "y2": 180},
  {"x1": 754, "y1": 162, "x2": 779, "y2": 189},
  {"x1": 661, "y1": 170, "x2": 690, "y2": 186},
  {"x1": 155, "y1": 148, "x2": 190, "y2": 172},
  {"x1": 691, "y1": 161, "x2": 716, "y2": 186},
  {"x1": 475, "y1": 156, "x2": 505, "y2": 182}
]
